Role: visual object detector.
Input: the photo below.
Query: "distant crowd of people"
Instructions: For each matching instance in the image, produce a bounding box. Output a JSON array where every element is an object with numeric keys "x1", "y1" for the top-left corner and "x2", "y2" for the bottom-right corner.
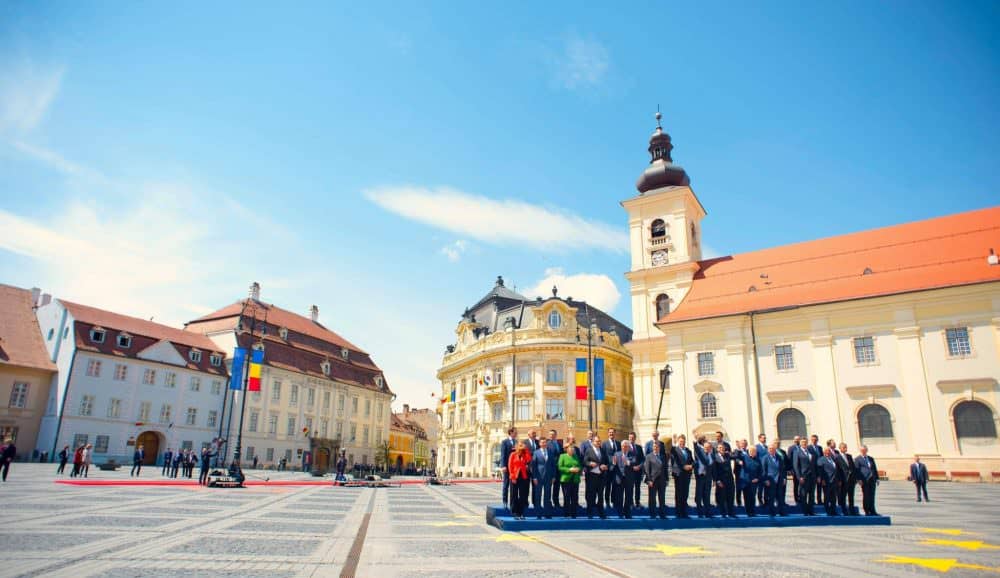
[{"x1": 501, "y1": 427, "x2": 891, "y2": 521}]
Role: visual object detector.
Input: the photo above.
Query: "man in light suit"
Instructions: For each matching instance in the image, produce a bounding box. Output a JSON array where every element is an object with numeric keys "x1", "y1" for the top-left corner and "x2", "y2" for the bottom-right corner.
[
  {"x1": 546, "y1": 429, "x2": 563, "y2": 510},
  {"x1": 910, "y1": 455, "x2": 929, "y2": 502},
  {"x1": 627, "y1": 432, "x2": 645, "y2": 507},
  {"x1": 643, "y1": 440, "x2": 669, "y2": 519},
  {"x1": 761, "y1": 444, "x2": 785, "y2": 517},
  {"x1": 793, "y1": 438, "x2": 817, "y2": 516},
  {"x1": 583, "y1": 433, "x2": 608, "y2": 519},
  {"x1": 531, "y1": 438, "x2": 555, "y2": 519},
  {"x1": 611, "y1": 440, "x2": 640, "y2": 518},
  {"x1": 855, "y1": 445, "x2": 879, "y2": 516},
  {"x1": 499, "y1": 427, "x2": 518, "y2": 507},
  {"x1": 601, "y1": 428, "x2": 621, "y2": 506},
  {"x1": 817, "y1": 448, "x2": 840, "y2": 515}
]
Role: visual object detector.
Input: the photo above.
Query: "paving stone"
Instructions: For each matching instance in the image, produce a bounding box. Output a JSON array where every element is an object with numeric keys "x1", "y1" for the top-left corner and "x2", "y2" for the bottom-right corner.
[
  {"x1": 169, "y1": 537, "x2": 322, "y2": 557},
  {"x1": 60, "y1": 515, "x2": 185, "y2": 528},
  {"x1": 0, "y1": 532, "x2": 108, "y2": 550},
  {"x1": 226, "y1": 520, "x2": 338, "y2": 534}
]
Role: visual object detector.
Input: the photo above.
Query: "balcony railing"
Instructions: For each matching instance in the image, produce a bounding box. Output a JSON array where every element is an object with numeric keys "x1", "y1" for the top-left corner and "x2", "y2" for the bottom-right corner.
[{"x1": 649, "y1": 236, "x2": 670, "y2": 247}]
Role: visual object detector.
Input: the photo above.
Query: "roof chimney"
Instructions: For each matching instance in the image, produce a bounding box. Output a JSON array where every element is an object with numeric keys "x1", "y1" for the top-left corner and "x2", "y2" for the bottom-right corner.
[
  {"x1": 249, "y1": 282, "x2": 261, "y2": 301},
  {"x1": 30, "y1": 287, "x2": 41, "y2": 308},
  {"x1": 309, "y1": 304, "x2": 319, "y2": 322},
  {"x1": 403, "y1": 404, "x2": 410, "y2": 415},
  {"x1": 40, "y1": 293, "x2": 52, "y2": 307}
]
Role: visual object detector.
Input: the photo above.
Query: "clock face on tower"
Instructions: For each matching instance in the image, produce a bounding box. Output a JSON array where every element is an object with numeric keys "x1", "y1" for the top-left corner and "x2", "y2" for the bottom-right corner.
[{"x1": 651, "y1": 250, "x2": 668, "y2": 267}]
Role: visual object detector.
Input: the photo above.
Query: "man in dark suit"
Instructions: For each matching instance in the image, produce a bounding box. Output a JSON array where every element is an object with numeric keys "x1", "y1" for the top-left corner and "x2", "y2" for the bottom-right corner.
[
  {"x1": 672, "y1": 435, "x2": 694, "y2": 519},
  {"x1": 833, "y1": 444, "x2": 853, "y2": 515},
  {"x1": 713, "y1": 442, "x2": 736, "y2": 518},
  {"x1": 809, "y1": 435, "x2": 824, "y2": 504},
  {"x1": 627, "y1": 432, "x2": 645, "y2": 507},
  {"x1": 583, "y1": 433, "x2": 608, "y2": 519},
  {"x1": 644, "y1": 430, "x2": 668, "y2": 463},
  {"x1": 761, "y1": 444, "x2": 786, "y2": 517},
  {"x1": 643, "y1": 440, "x2": 669, "y2": 519},
  {"x1": 786, "y1": 436, "x2": 801, "y2": 504},
  {"x1": 131, "y1": 444, "x2": 145, "y2": 477},
  {"x1": 694, "y1": 440, "x2": 716, "y2": 518},
  {"x1": 774, "y1": 438, "x2": 790, "y2": 514},
  {"x1": 754, "y1": 434, "x2": 769, "y2": 506},
  {"x1": 793, "y1": 438, "x2": 817, "y2": 515},
  {"x1": 837, "y1": 442, "x2": 856, "y2": 514},
  {"x1": 817, "y1": 448, "x2": 840, "y2": 515},
  {"x1": 524, "y1": 430, "x2": 540, "y2": 507},
  {"x1": 611, "y1": 441, "x2": 641, "y2": 518},
  {"x1": 910, "y1": 455, "x2": 929, "y2": 502},
  {"x1": 601, "y1": 428, "x2": 621, "y2": 506},
  {"x1": 579, "y1": 429, "x2": 594, "y2": 456},
  {"x1": 546, "y1": 430, "x2": 563, "y2": 510},
  {"x1": 855, "y1": 445, "x2": 879, "y2": 516},
  {"x1": 499, "y1": 427, "x2": 518, "y2": 507},
  {"x1": 531, "y1": 438, "x2": 555, "y2": 519},
  {"x1": 733, "y1": 439, "x2": 747, "y2": 506},
  {"x1": 161, "y1": 448, "x2": 173, "y2": 476},
  {"x1": 714, "y1": 431, "x2": 731, "y2": 453}
]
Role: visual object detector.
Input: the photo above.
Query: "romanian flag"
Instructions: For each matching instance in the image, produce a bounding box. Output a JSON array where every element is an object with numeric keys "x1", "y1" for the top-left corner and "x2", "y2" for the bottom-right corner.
[
  {"x1": 575, "y1": 358, "x2": 587, "y2": 400},
  {"x1": 247, "y1": 349, "x2": 264, "y2": 391},
  {"x1": 594, "y1": 358, "x2": 605, "y2": 401},
  {"x1": 230, "y1": 347, "x2": 247, "y2": 390}
]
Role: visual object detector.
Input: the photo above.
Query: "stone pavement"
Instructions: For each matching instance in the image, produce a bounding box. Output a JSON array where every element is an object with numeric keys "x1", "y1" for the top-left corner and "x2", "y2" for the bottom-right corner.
[{"x1": 1, "y1": 463, "x2": 999, "y2": 577}]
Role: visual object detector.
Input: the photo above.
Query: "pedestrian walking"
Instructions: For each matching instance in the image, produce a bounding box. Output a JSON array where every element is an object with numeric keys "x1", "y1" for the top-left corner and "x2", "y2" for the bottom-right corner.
[
  {"x1": 82, "y1": 444, "x2": 93, "y2": 477},
  {"x1": 1, "y1": 439, "x2": 16, "y2": 481},
  {"x1": 131, "y1": 444, "x2": 145, "y2": 477}
]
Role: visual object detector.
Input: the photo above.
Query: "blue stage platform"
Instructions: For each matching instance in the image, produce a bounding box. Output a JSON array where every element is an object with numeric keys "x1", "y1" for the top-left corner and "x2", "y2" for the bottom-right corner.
[{"x1": 486, "y1": 504, "x2": 891, "y2": 531}]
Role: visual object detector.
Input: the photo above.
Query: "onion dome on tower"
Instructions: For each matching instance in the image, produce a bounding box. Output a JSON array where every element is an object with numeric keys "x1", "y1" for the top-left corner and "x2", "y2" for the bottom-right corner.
[{"x1": 635, "y1": 111, "x2": 690, "y2": 194}]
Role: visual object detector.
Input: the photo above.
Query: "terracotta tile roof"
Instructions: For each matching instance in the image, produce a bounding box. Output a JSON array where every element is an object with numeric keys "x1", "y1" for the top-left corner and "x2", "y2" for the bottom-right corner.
[
  {"x1": 73, "y1": 320, "x2": 228, "y2": 376},
  {"x1": 0, "y1": 285, "x2": 57, "y2": 372},
  {"x1": 188, "y1": 300, "x2": 366, "y2": 354},
  {"x1": 391, "y1": 412, "x2": 427, "y2": 438},
  {"x1": 659, "y1": 206, "x2": 1000, "y2": 325},
  {"x1": 62, "y1": 300, "x2": 224, "y2": 353}
]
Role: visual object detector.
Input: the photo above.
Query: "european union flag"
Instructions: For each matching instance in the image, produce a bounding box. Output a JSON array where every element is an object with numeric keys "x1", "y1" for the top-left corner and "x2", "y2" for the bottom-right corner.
[
  {"x1": 594, "y1": 358, "x2": 605, "y2": 401},
  {"x1": 229, "y1": 347, "x2": 247, "y2": 390}
]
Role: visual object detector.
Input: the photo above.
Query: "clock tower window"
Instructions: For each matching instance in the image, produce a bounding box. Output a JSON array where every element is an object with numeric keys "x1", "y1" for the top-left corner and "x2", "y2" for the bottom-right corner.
[
  {"x1": 655, "y1": 294, "x2": 670, "y2": 320},
  {"x1": 651, "y1": 219, "x2": 666, "y2": 238}
]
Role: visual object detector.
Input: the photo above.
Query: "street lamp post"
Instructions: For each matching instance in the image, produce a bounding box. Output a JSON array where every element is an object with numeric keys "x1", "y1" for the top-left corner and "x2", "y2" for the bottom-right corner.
[
  {"x1": 655, "y1": 364, "x2": 672, "y2": 432},
  {"x1": 506, "y1": 316, "x2": 517, "y2": 430},
  {"x1": 576, "y1": 304, "x2": 599, "y2": 432},
  {"x1": 230, "y1": 296, "x2": 266, "y2": 480}
]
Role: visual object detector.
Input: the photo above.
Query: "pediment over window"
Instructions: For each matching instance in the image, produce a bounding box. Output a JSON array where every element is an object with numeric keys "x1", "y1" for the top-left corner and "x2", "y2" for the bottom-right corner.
[
  {"x1": 845, "y1": 384, "x2": 898, "y2": 399},
  {"x1": 137, "y1": 340, "x2": 186, "y2": 366},
  {"x1": 693, "y1": 380, "x2": 722, "y2": 393},
  {"x1": 936, "y1": 378, "x2": 998, "y2": 394},
  {"x1": 765, "y1": 389, "x2": 812, "y2": 403}
]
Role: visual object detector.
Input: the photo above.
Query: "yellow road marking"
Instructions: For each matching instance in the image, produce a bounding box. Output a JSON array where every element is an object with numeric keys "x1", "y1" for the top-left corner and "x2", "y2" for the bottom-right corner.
[
  {"x1": 494, "y1": 534, "x2": 538, "y2": 542},
  {"x1": 627, "y1": 544, "x2": 715, "y2": 557},
  {"x1": 877, "y1": 556, "x2": 1000, "y2": 573},
  {"x1": 921, "y1": 539, "x2": 1000, "y2": 552},
  {"x1": 920, "y1": 528, "x2": 981, "y2": 537},
  {"x1": 421, "y1": 521, "x2": 475, "y2": 527}
]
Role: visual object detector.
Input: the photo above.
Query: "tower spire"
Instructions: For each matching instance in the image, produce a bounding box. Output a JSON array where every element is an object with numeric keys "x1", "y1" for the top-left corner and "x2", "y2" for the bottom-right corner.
[{"x1": 635, "y1": 107, "x2": 690, "y2": 194}]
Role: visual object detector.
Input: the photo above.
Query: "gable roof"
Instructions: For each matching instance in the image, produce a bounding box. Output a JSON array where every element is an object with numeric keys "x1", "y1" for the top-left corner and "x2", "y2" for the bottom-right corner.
[
  {"x1": 0, "y1": 285, "x2": 57, "y2": 372},
  {"x1": 62, "y1": 300, "x2": 223, "y2": 353},
  {"x1": 659, "y1": 206, "x2": 1000, "y2": 325}
]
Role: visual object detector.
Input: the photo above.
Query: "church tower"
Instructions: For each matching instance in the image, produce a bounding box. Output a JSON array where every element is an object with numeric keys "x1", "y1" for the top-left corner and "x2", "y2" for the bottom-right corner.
[{"x1": 622, "y1": 111, "x2": 707, "y2": 439}]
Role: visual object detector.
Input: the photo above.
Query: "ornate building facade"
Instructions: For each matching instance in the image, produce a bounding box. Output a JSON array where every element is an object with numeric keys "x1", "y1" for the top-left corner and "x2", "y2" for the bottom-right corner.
[
  {"x1": 437, "y1": 277, "x2": 633, "y2": 477},
  {"x1": 625, "y1": 113, "x2": 1000, "y2": 479}
]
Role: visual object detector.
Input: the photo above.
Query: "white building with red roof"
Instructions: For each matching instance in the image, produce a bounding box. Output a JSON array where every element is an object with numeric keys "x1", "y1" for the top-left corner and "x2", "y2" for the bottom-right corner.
[
  {"x1": 625, "y1": 113, "x2": 1000, "y2": 479},
  {"x1": 35, "y1": 298, "x2": 229, "y2": 465},
  {"x1": 186, "y1": 282, "x2": 393, "y2": 472}
]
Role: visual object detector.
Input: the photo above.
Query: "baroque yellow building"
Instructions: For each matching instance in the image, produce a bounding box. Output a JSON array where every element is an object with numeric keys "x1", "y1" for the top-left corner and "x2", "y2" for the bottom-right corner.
[
  {"x1": 625, "y1": 112, "x2": 1000, "y2": 479},
  {"x1": 437, "y1": 277, "x2": 633, "y2": 477}
]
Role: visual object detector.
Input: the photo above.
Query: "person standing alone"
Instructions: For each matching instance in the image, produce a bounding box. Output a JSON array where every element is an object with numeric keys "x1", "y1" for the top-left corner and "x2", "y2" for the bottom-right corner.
[
  {"x1": 1, "y1": 439, "x2": 16, "y2": 481},
  {"x1": 909, "y1": 455, "x2": 929, "y2": 502},
  {"x1": 131, "y1": 444, "x2": 145, "y2": 477}
]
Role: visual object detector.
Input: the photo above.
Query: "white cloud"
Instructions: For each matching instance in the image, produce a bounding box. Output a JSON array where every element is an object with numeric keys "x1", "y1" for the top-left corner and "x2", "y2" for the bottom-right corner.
[
  {"x1": 0, "y1": 61, "x2": 64, "y2": 134},
  {"x1": 440, "y1": 239, "x2": 467, "y2": 262},
  {"x1": 365, "y1": 186, "x2": 626, "y2": 252},
  {"x1": 12, "y1": 140, "x2": 110, "y2": 184},
  {"x1": 551, "y1": 33, "x2": 609, "y2": 90},
  {"x1": 524, "y1": 267, "x2": 621, "y2": 312}
]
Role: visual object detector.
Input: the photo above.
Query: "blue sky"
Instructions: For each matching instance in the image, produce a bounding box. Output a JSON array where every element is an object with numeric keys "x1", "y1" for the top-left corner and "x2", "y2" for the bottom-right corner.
[{"x1": 2, "y1": 2, "x2": 998, "y2": 408}]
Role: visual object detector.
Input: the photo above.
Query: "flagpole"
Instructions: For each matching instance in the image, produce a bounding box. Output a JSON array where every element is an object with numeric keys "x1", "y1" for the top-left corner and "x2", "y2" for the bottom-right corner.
[
  {"x1": 232, "y1": 298, "x2": 265, "y2": 480},
  {"x1": 585, "y1": 302, "x2": 595, "y2": 432}
]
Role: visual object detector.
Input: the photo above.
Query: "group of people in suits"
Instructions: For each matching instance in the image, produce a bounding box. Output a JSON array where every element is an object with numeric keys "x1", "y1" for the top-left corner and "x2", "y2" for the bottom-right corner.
[{"x1": 501, "y1": 427, "x2": 883, "y2": 520}]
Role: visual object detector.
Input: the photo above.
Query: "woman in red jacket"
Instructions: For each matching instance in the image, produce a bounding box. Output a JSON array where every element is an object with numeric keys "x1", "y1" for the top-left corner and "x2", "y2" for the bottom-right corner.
[{"x1": 507, "y1": 440, "x2": 532, "y2": 520}]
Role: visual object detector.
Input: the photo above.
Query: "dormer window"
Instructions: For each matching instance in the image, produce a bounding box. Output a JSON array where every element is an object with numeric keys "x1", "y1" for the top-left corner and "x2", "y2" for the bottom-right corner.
[
  {"x1": 116, "y1": 333, "x2": 132, "y2": 349},
  {"x1": 374, "y1": 375, "x2": 383, "y2": 387},
  {"x1": 189, "y1": 349, "x2": 202, "y2": 363},
  {"x1": 341, "y1": 348, "x2": 350, "y2": 360},
  {"x1": 209, "y1": 354, "x2": 222, "y2": 367},
  {"x1": 321, "y1": 360, "x2": 331, "y2": 376},
  {"x1": 90, "y1": 328, "x2": 106, "y2": 343},
  {"x1": 279, "y1": 327, "x2": 289, "y2": 340},
  {"x1": 548, "y1": 311, "x2": 562, "y2": 329}
]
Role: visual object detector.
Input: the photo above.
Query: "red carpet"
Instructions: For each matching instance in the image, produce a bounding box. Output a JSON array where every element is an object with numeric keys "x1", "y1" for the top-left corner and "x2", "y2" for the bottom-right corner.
[{"x1": 55, "y1": 478, "x2": 499, "y2": 487}]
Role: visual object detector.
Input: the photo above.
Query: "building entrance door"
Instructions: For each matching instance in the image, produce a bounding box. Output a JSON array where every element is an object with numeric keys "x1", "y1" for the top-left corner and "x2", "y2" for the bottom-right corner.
[{"x1": 136, "y1": 431, "x2": 160, "y2": 465}]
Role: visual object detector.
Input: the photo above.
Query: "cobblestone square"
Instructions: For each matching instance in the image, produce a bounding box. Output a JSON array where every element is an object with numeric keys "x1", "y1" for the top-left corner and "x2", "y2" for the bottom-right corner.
[{"x1": 1, "y1": 464, "x2": 999, "y2": 577}]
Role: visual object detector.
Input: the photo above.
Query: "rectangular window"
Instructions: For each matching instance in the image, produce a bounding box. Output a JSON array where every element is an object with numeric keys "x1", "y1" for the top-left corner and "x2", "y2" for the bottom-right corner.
[
  {"x1": 307, "y1": 388, "x2": 315, "y2": 406},
  {"x1": 79, "y1": 395, "x2": 94, "y2": 416},
  {"x1": 266, "y1": 447, "x2": 274, "y2": 461},
  {"x1": 336, "y1": 421, "x2": 343, "y2": 437},
  {"x1": 284, "y1": 449, "x2": 292, "y2": 462},
  {"x1": 210, "y1": 354, "x2": 222, "y2": 367},
  {"x1": 305, "y1": 417, "x2": 313, "y2": 433},
  {"x1": 142, "y1": 368, "x2": 156, "y2": 385},
  {"x1": 139, "y1": 401, "x2": 151, "y2": 422},
  {"x1": 8, "y1": 382, "x2": 28, "y2": 408},
  {"x1": 516, "y1": 365, "x2": 532, "y2": 385},
  {"x1": 697, "y1": 352, "x2": 715, "y2": 376},
  {"x1": 268, "y1": 414, "x2": 278, "y2": 434},
  {"x1": 376, "y1": 402, "x2": 383, "y2": 419},
  {"x1": 576, "y1": 400, "x2": 589, "y2": 421},
  {"x1": 211, "y1": 380, "x2": 222, "y2": 395},
  {"x1": 458, "y1": 445, "x2": 466, "y2": 467},
  {"x1": 249, "y1": 411, "x2": 259, "y2": 432},
  {"x1": 73, "y1": 433, "x2": 88, "y2": 449},
  {"x1": 320, "y1": 419, "x2": 328, "y2": 437},
  {"x1": 853, "y1": 337, "x2": 876, "y2": 364},
  {"x1": 159, "y1": 404, "x2": 172, "y2": 423},
  {"x1": 460, "y1": 380, "x2": 466, "y2": 397},
  {"x1": 364, "y1": 399, "x2": 371, "y2": 417},
  {"x1": 290, "y1": 384, "x2": 299, "y2": 405},
  {"x1": 252, "y1": 390, "x2": 261, "y2": 402},
  {"x1": 515, "y1": 399, "x2": 531, "y2": 421},
  {"x1": 86, "y1": 359, "x2": 102, "y2": 377},
  {"x1": 189, "y1": 377, "x2": 201, "y2": 392},
  {"x1": 287, "y1": 416, "x2": 296, "y2": 435},
  {"x1": 181, "y1": 440, "x2": 193, "y2": 451},
  {"x1": 494, "y1": 367, "x2": 504, "y2": 385},
  {"x1": 107, "y1": 398, "x2": 121, "y2": 418},
  {"x1": 458, "y1": 410, "x2": 466, "y2": 428},
  {"x1": 207, "y1": 410, "x2": 218, "y2": 428},
  {"x1": 245, "y1": 446, "x2": 255, "y2": 460},
  {"x1": 545, "y1": 398, "x2": 565, "y2": 420},
  {"x1": 492, "y1": 402, "x2": 503, "y2": 422},
  {"x1": 113, "y1": 364, "x2": 128, "y2": 381},
  {"x1": 604, "y1": 403, "x2": 613, "y2": 423},
  {"x1": 351, "y1": 397, "x2": 358, "y2": 414},
  {"x1": 165, "y1": 372, "x2": 177, "y2": 388},
  {"x1": 185, "y1": 407, "x2": 197, "y2": 425},
  {"x1": 323, "y1": 391, "x2": 331, "y2": 410},
  {"x1": 272, "y1": 380, "x2": 282, "y2": 402},
  {"x1": 470, "y1": 404, "x2": 477, "y2": 424},
  {"x1": 774, "y1": 344, "x2": 795, "y2": 370},
  {"x1": 946, "y1": 327, "x2": 972, "y2": 357},
  {"x1": 350, "y1": 423, "x2": 357, "y2": 442},
  {"x1": 94, "y1": 435, "x2": 109, "y2": 454},
  {"x1": 363, "y1": 425, "x2": 369, "y2": 444},
  {"x1": 545, "y1": 363, "x2": 564, "y2": 383}
]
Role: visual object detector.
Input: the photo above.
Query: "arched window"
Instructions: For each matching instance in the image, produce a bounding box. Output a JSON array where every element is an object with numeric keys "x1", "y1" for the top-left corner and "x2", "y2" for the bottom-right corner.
[
  {"x1": 700, "y1": 393, "x2": 718, "y2": 419},
  {"x1": 650, "y1": 219, "x2": 666, "y2": 238},
  {"x1": 548, "y1": 310, "x2": 562, "y2": 329},
  {"x1": 954, "y1": 401, "x2": 997, "y2": 439},
  {"x1": 655, "y1": 294, "x2": 670, "y2": 320},
  {"x1": 858, "y1": 404, "x2": 893, "y2": 440},
  {"x1": 777, "y1": 408, "x2": 807, "y2": 440}
]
